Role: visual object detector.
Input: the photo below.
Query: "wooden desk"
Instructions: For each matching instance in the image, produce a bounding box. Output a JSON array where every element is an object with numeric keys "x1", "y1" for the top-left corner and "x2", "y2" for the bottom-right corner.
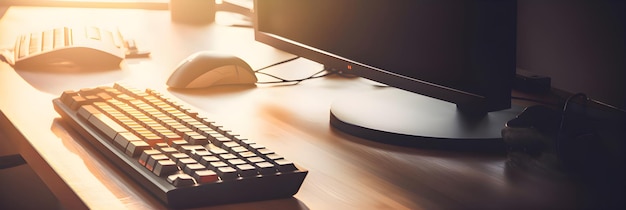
[{"x1": 0, "y1": 6, "x2": 593, "y2": 210}]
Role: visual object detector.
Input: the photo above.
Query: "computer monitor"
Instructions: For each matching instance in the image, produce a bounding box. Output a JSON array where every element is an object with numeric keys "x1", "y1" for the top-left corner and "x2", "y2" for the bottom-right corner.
[{"x1": 254, "y1": 0, "x2": 520, "y2": 150}]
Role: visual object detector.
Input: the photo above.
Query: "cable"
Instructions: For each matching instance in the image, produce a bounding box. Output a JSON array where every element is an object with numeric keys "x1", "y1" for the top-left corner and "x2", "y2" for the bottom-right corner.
[
  {"x1": 253, "y1": 56, "x2": 300, "y2": 73},
  {"x1": 256, "y1": 68, "x2": 337, "y2": 85},
  {"x1": 555, "y1": 93, "x2": 588, "y2": 159},
  {"x1": 253, "y1": 56, "x2": 341, "y2": 85}
]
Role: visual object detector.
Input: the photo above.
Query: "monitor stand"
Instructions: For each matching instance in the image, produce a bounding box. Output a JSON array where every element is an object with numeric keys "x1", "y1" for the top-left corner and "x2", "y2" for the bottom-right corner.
[{"x1": 329, "y1": 87, "x2": 523, "y2": 151}]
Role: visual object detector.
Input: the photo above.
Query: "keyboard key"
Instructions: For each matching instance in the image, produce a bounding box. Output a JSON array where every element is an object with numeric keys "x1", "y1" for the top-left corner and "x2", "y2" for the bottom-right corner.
[
  {"x1": 230, "y1": 146, "x2": 249, "y2": 153},
  {"x1": 138, "y1": 150, "x2": 160, "y2": 166},
  {"x1": 29, "y1": 32, "x2": 42, "y2": 55},
  {"x1": 216, "y1": 166, "x2": 238, "y2": 180},
  {"x1": 177, "y1": 158, "x2": 197, "y2": 168},
  {"x1": 239, "y1": 151, "x2": 257, "y2": 158},
  {"x1": 126, "y1": 140, "x2": 151, "y2": 157},
  {"x1": 18, "y1": 35, "x2": 29, "y2": 58},
  {"x1": 113, "y1": 132, "x2": 140, "y2": 149},
  {"x1": 219, "y1": 154, "x2": 237, "y2": 160},
  {"x1": 145, "y1": 154, "x2": 169, "y2": 171},
  {"x1": 41, "y1": 30, "x2": 54, "y2": 52},
  {"x1": 189, "y1": 150, "x2": 211, "y2": 161},
  {"x1": 247, "y1": 156, "x2": 265, "y2": 163},
  {"x1": 227, "y1": 159, "x2": 246, "y2": 166},
  {"x1": 256, "y1": 148, "x2": 275, "y2": 156},
  {"x1": 170, "y1": 153, "x2": 190, "y2": 164},
  {"x1": 69, "y1": 96, "x2": 88, "y2": 110},
  {"x1": 193, "y1": 170, "x2": 219, "y2": 183},
  {"x1": 85, "y1": 26, "x2": 100, "y2": 40},
  {"x1": 199, "y1": 155, "x2": 220, "y2": 166},
  {"x1": 87, "y1": 113, "x2": 128, "y2": 139},
  {"x1": 265, "y1": 153, "x2": 284, "y2": 161},
  {"x1": 101, "y1": 28, "x2": 114, "y2": 45},
  {"x1": 275, "y1": 159, "x2": 298, "y2": 172},
  {"x1": 77, "y1": 105, "x2": 101, "y2": 120},
  {"x1": 65, "y1": 27, "x2": 73, "y2": 46},
  {"x1": 153, "y1": 160, "x2": 178, "y2": 176},
  {"x1": 171, "y1": 139, "x2": 188, "y2": 149},
  {"x1": 209, "y1": 147, "x2": 227, "y2": 155},
  {"x1": 183, "y1": 163, "x2": 206, "y2": 174},
  {"x1": 236, "y1": 164, "x2": 257, "y2": 177},
  {"x1": 159, "y1": 147, "x2": 178, "y2": 155},
  {"x1": 256, "y1": 162, "x2": 277, "y2": 175},
  {"x1": 167, "y1": 174, "x2": 195, "y2": 187},
  {"x1": 53, "y1": 27, "x2": 66, "y2": 49},
  {"x1": 185, "y1": 133, "x2": 209, "y2": 145}
]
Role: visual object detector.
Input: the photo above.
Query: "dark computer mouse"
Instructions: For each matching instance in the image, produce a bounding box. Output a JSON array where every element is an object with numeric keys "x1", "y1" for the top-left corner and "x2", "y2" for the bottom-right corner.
[{"x1": 166, "y1": 51, "x2": 257, "y2": 89}]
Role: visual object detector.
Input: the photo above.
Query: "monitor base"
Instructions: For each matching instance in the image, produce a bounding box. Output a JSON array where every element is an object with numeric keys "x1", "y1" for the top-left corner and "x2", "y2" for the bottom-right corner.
[{"x1": 330, "y1": 87, "x2": 523, "y2": 151}]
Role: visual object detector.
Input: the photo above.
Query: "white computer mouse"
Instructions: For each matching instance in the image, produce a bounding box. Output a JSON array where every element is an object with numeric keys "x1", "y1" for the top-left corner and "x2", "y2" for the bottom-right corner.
[{"x1": 166, "y1": 51, "x2": 257, "y2": 89}]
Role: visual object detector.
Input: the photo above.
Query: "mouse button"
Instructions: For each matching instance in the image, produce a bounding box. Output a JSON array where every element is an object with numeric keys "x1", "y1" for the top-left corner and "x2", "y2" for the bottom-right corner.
[
  {"x1": 235, "y1": 66, "x2": 258, "y2": 83},
  {"x1": 213, "y1": 65, "x2": 238, "y2": 75},
  {"x1": 168, "y1": 59, "x2": 211, "y2": 81},
  {"x1": 186, "y1": 65, "x2": 238, "y2": 88}
]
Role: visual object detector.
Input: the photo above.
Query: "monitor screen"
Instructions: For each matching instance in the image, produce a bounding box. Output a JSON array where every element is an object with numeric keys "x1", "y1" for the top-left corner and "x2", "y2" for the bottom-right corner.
[{"x1": 254, "y1": 0, "x2": 519, "y2": 149}]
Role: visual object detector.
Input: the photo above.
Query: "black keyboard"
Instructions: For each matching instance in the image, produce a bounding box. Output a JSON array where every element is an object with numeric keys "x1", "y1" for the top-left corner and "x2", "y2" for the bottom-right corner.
[{"x1": 52, "y1": 83, "x2": 307, "y2": 208}]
